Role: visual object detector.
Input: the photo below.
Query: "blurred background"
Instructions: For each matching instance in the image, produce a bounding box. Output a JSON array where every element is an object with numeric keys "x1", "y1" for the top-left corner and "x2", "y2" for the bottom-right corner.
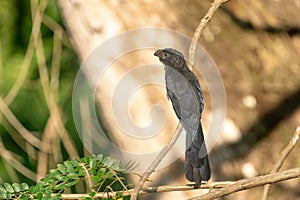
[{"x1": 0, "y1": 0, "x2": 299, "y2": 199}]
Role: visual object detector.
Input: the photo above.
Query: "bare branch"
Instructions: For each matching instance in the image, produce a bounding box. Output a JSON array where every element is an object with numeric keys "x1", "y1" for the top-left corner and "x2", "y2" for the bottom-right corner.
[
  {"x1": 59, "y1": 181, "x2": 233, "y2": 199},
  {"x1": 42, "y1": 14, "x2": 73, "y2": 49},
  {"x1": 261, "y1": 125, "x2": 300, "y2": 200},
  {"x1": 3, "y1": 0, "x2": 48, "y2": 105},
  {"x1": 35, "y1": 22, "x2": 79, "y2": 161},
  {"x1": 189, "y1": 0, "x2": 230, "y2": 66},
  {"x1": 188, "y1": 167, "x2": 300, "y2": 200},
  {"x1": 0, "y1": 96, "x2": 49, "y2": 151},
  {"x1": 130, "y1": 123, "x2": 183, "y2": 200},
  {"x1": 57, "y1": 167, "x2": 300, "y2": 199},
  {"x1": 0, "y1": 140, "x2": 38, "y2": 181}
]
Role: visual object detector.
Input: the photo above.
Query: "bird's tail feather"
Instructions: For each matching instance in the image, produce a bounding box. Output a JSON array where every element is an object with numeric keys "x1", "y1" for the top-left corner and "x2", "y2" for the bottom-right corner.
[{"x1": 184, "y1": 122, "x2": 211, "y2": 185}]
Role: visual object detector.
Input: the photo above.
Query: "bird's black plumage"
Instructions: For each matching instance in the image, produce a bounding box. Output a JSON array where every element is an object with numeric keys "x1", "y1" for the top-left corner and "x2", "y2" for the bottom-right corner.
[{"x1": 154, "y1": 48, "x2": 211, "y2": 185}]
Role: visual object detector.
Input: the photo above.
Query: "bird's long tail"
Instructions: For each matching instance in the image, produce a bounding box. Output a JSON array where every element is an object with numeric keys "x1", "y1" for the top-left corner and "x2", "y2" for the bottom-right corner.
[{"x1": 184, "y1": 122, "x2": 211, "y2": 185}]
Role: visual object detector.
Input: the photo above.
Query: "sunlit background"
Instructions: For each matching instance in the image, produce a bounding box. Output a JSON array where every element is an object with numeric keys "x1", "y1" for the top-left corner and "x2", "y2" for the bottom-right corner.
[{"x1": 0, "y1": 0, "x2": 299, "y2": 199}]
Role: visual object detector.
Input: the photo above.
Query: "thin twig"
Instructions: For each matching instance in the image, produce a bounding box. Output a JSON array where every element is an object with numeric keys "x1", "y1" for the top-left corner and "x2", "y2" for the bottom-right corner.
[
  {"x1": 42, "y1": 14, "x2": 73, "y2": 48},
  {"x1": 0, "y1": 96, "x2": 49, "y2": 151},
  {"x1": 189, "y1": 0, "x2": 230, "y2": 66},
  {"x1": 188, "y1": 167, "x2": 300, "y2": 200},
  {"x1": 0, "y1": 37, "x2": 3, "y2": 95},
  {"x1": 81, "y1": 163, "x2": 93, "y2": 190},
  {"x1": 37, "y1": 22, "x2": 65, "y2": 179},
  {"x1": 3, "y1": 0, "x2": 48, "y2": 105},
  {"x1": 261, "y1": 125, "x2": 300, "y2": 200},
  {"x1": 50, "y1": 29, "x2": 63, "y2": 99},
  {"x1": 0, "y1": 140, "x2": 38, "y2": 181},
  {"x1": 130, "y1": 124, "x2": 183, "y2": 200},
  {"x1": 35, "y1": 20, "x2": 79, "y2": 160},
  {"x1": 111, "y1": 170, "x2": 130, "y2": 193},
  {"x1": 0, "y1": 0, "x2": 49, "y2": 152},
  {"x1": 36, "y1": 120, "x2": 53, "y2": 181}
]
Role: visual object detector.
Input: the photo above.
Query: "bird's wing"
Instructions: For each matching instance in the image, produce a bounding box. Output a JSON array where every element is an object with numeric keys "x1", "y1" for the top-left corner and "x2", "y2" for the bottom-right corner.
[{"x1": 166, "y1": 86, "x2": 182, "y2": 120}]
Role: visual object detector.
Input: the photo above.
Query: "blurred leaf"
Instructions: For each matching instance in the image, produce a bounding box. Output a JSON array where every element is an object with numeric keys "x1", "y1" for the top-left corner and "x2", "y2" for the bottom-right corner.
[
  {"x1": 65, "y1": 179, "x2": 79, "y2": 187},
  {"x1": 53, "y1": 182, "x2": 65, "y2": 190},
  {"x1": 0, "y1": 154, "x2": 129, "y2": 198},
  {"x1": 12, "y1": 183, "x2": 22, "y2": 192},
  {"x1": 21, "y1": 183, "x2": 29, "y2": 190},
  {"x1": 96, "y1": 154, "x2": 103, "y2": 162},
  {"x1": 57, "y1": 164, "x2": 67, "y2": 174},
  {"x1": 103, "y1": 156, "x2": 114, "y2": 167},
  {"x1": 88, "y1": 191, "x2": 96, "y2": 197},
  {"x1": 4, "y1": 183, "x2": 14, "y2": 193}
]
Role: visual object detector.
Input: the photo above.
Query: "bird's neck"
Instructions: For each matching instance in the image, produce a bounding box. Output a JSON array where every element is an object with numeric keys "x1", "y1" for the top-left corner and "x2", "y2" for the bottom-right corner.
[{"x1": 164, "y1": 64, "x2": 191, "y2": 77}]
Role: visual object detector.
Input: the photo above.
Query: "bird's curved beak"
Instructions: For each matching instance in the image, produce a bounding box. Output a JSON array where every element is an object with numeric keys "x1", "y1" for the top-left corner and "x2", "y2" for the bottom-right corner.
[{"x1": 154, "y1": 49, "x2": 162, "y2": 57}]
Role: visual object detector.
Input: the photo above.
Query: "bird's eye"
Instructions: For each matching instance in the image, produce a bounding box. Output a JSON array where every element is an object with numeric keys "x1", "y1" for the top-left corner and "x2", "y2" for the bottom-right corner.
[{"x1": 163, "y1": 53, "x2": 169, "y2": 58}]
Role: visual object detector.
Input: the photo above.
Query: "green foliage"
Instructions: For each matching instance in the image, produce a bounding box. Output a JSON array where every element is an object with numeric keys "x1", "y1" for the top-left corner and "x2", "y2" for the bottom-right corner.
[
  {"x1": 0, "y1": 154, "x2": 129, "y2": 200},
  {"x1": 0, "y1": 0, "x2": 81, "y2": 186}
]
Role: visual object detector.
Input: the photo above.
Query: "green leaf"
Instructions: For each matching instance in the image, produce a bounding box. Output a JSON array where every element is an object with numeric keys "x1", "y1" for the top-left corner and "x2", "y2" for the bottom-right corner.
[
  {"x1": 66, "y1": 173, "x2": 79, "y2": 180},
  {"x1": 97, "y1": 167, "x2": 106, "y2": 176},
  {"x1": 70, "y1": 159, "x2": 80, "y2": 168},
  {"x1": 0, "y1": 154, "x2": 129, "y2": 199},
  {"x1": 28, "y1": 185, "x2": 38, "y2": 194},
  {"x1": 81, "y1": 157, "x2": 90, "y2": 164},
  {"x1": 40, "y1": 178, "x2": 57, "y2": 186},
  {"x1": 103, "y1": 156, "x2": 114, "y2": 167},
  {"x1": 90, "y1": 168, "x2": 97, "y2": 176},
  {"x1": 111, "y1": 160, "x2": 123, "y2": 171},
  {"x1": 58, "y1": 176, "x2": 70, "y2": 182},
  {"x1": 96, "y1": 154, "x2": 103, "y2": 162},
  {"x1": 21, "y1": 183, "x2": 29, "y2": 191},
  {"x1": 51, "y1": 193, "x2": 62, "y2": 200},
  {"x1": 91, "y1": 175, "x2": 102, "y2": 183},
  {"x1": 64, "y1": 160, "x2": 73, "y2": 169},
  {"x1": 4, "y1": 183, "x2": 14, "y2": 193},
  {"x1": 53, "y1": 182, "x2": 66, "y2": 190},
  {"x1": 19, "y1": 193, "x2": 31, "y2": 200},
  {"x1": 77, "y1": 167, "x2": 85, "y2": 177},
  {"x1": 106, "y1": 171, "x2": 115, "y2": 178},
  {"x1": 66, "y1": 166, "x2": 76, "y2": 175},
  {"x1": 0, "y1": 194, "x2": 6, "y2": 199},
  {"x1": 0, "y1": 187, "x2": 6, "y2": 198},
  {"x1": 65, "y1": 179, "x2": 79, "y2": 187},
  {"x1": 12, "y1": 183, "x2": 22, "y2": 192},
  {"x1": 36, "y1": 191, "x2": 44, "y2": 200},
  {"x1": 0, "y1": 185, "x2": 6, "y2": 192},
  {"x1": 89, "y1": 157, "x2": 97, "y2": 169},
  {"x1": 44, "y1": 190, "x2": 52, "y2": 199},
  {"x1": 49, "y1": 169, "x2": 62, "y2": 179},
  {"x1": 5, "y1": 191, "x2": 12, "y2": 199},
  {"x1": 57, "y1": 164, "x2": 67, "y2": 174},
  {"x1": 88, "y1": 191, "x2": 96, "y2": 197}
]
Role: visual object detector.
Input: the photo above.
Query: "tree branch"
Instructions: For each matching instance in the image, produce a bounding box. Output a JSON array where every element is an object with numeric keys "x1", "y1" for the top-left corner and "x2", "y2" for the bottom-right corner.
[
  {"x1": 261, "y1": 125, "x2": 300, "y2": 200},
  {"x1": 188, "y1": 167, "x2": 300, "y2": 200},
  {"x1": 130, "y1": 123, "x2": 182, "y2": 200},
  {"x1": 58, "y1": 167, "x2": 300, "y2": 199},
  {"x1": 59, "y1": 181, "x2": 233, "y2": 199},
  {"x1": 189, "y1": 0, "x2": 230, "y2": 66}
]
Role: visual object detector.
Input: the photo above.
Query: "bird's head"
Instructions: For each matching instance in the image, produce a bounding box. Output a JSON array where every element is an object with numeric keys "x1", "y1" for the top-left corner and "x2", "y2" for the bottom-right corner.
[{"x1": 154, "y1": 48, "x2": 186, "y2": 69}]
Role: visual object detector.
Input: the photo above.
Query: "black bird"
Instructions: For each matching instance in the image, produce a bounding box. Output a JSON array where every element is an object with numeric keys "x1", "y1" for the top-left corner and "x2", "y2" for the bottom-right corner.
[{"x1": 154, "y1": 48, "x2": 210, "y2": 185}]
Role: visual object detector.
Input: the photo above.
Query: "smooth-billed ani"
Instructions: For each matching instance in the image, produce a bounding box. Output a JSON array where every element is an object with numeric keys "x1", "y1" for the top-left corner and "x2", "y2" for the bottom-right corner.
[{"x1": 154, "y1": 48, "x2": 210, "y2": 185}]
